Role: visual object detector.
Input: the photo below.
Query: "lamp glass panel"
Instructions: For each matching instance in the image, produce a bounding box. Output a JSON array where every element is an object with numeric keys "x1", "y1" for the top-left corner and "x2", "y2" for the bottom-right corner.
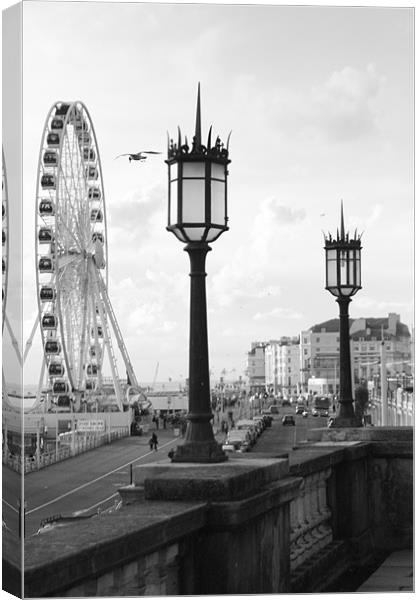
[
  {"x1": 170, "y1": 180, "x2": 178, "y2": 225},
  {"x1": 182, "y1": 179, "x2": 205, "y2": 223},
  {"x1": 327, "y1": 257, "x2": 337, "y2": 287},
  {"x1": 339, "y1": 250, "x2": 348, "y2": 285},
  {"x1": 211, "y1": 180, "x2": 225, "y2": 225},
  {"x1": 169, "y1": 163, "x2": 178, "y2": 182},
  {"x1": 340, "y1": 286, "x2": 354, "y2": 297},
  {"x1": 356, "y1": 258, "x2": 361, "y2": 286},
  {"x1": 183, "y1": 162, "x2": 205, "y2": 178},
  {"x1": 183, "y1": 227, "x2": 206, "y2": 242},
  {"x1": 211, "y1": 163, "x2": 225, "y2": 180},
  {"x1": 328, "y1": 286, "x2": 340, "y2": 297},
  {"x1": 206, "y1": 226, "x2": 223, "y2": 242},
  {"x1": 173, "y1": 228, "x2": 187, "y2": 242}
]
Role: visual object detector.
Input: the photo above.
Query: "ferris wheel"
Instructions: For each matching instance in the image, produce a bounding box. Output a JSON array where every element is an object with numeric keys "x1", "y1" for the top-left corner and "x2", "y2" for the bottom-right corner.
[
  {"x1": 35, "y1": 101, "x2": 140, "y2": 412},
  {"x1": 2, "y1": 147, "x2": 9, "y2": 332}
]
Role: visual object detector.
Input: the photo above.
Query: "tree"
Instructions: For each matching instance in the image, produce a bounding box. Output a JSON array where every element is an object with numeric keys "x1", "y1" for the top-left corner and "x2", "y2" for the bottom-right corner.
[{"x1": 354, "y1": 382, "x2": 369, "y2": 422}]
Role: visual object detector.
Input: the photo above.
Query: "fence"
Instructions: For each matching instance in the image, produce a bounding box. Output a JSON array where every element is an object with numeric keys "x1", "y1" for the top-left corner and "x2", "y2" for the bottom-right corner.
[{"x1": 3, "y1": 426, "x2": 130, "y2": 474}]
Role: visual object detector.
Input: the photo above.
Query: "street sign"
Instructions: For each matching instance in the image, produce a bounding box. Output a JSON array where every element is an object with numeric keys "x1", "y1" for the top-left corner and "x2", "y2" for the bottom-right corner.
[{"x1": 77, "y1": 419, "x2": 105, "y2": 432}]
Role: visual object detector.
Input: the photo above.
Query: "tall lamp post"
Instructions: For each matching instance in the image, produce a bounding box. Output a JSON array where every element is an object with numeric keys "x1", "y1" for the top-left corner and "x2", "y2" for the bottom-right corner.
[
  {"x1": 166, "y1": 84, "x2": 230, "y2": 462},
  {"x1": 324, "y1": 202, "x2": 363, "y2": 427}
]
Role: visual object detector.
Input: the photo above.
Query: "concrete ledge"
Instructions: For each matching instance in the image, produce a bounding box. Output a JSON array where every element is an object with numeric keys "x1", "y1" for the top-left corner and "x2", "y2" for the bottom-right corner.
[
  {"x1": 206, "y1": 477, "x2": 303, "y2": 530},
  {"x1": 23, "y1": 502, "x2": 206, "y2": 598},
  {"x1": 137, "y1": 456, "x2": 289, "y2": 501},
  {"x1": 307, "y1": 426, "x2": 413, "y2": 443}
]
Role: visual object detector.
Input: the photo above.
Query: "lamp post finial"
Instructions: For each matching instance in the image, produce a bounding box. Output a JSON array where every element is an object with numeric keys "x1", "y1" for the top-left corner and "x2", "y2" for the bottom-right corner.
[
  {"x1": 340, "y1": 200, "x2": 345, "y2": 241},
  {"x1": 195, "y1": 82, "x2": 202, "y2": 147}
]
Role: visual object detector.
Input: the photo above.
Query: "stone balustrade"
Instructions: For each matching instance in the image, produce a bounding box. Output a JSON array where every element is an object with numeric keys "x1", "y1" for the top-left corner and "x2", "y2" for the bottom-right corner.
[
  {"x1": 290, "y1": 467, "x2": 333, "y2": 570},
  {"x1": 2, "y1": 427, "x2": 413, "y2": 597}
]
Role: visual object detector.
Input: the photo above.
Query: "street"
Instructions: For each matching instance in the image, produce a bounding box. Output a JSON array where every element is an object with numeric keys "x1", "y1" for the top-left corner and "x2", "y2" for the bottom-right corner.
[
  {"x1": 2, "y1": 429, "x2": 179, "y2": 537},
  {"x1": 2, "y1": 406, "x2": 330, "y2": 537}
]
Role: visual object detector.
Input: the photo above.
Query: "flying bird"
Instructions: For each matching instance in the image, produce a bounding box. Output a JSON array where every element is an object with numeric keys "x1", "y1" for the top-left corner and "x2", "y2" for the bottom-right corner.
[{"x1": 115, "y1": 151, "x2": 162, "y2": 163}]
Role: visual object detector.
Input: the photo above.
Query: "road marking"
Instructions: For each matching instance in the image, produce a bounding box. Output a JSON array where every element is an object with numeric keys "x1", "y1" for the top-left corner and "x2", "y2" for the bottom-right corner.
[
  {"x1": 2, "y1": 499, "x2": 18, "y2": 513},
  {"x1": 25, "y1": 438, "x2": 175, "y2": 515}
]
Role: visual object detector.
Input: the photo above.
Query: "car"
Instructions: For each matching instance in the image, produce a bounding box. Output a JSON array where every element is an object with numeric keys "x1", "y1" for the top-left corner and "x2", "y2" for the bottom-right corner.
[
  {"x1": 282, "y1": 415, "x2": 296, "y2": 426},
  {"x1": 295, "y1": 405, "x2": 305, "y2": 415},
  {"x1": 320, "y1": 410, "x2": 329, "y2": 418},
  {"x1": 312, "y1": 408, "x2": 320, "y2": 417},
  {"x1": 236, "y1": 419, "x2": 259, "y2": 442},
  {"x1": 221, "y1": 443, "x2": 237, "y2": 453},
  {"x1": 259, "y1": 412, "x2": 273, "y2": 427},
  {"x1": 268, "y1": 405, "x2": 279, "y2": 415},
  {"x1": 302, "y1": 410, "x2": 308, "y2": 418},
  {"x1": 281, "y1": 399, "x2": 291, "y2": 407}
]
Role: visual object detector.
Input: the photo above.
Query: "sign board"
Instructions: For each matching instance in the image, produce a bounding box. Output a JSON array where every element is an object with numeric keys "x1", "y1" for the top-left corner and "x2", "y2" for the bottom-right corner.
[{"x1": 77, "y1": 419, "x2": 105, "y2": 432}]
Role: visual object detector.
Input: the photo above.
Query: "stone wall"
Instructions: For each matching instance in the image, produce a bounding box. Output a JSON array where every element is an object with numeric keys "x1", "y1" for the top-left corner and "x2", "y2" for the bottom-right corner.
[{"x1": 2, "y1": 428, "x2": 413, "y2": 597}]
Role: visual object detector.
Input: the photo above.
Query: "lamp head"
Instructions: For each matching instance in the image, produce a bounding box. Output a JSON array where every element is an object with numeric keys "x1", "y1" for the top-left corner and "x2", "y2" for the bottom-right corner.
[{"x1": 166, "y1": 83, "x2": 231, "y2": 244}]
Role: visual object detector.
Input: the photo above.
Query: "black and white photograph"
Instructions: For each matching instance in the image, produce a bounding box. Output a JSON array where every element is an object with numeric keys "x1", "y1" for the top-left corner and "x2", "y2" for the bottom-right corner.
[{"x1": 2, "y1": 0, "x2": 414, "y2": 597}]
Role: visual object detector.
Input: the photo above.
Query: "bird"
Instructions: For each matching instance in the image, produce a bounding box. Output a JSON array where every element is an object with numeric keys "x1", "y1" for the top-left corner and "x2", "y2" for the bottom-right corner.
[{"x1": 115, "y1": 151, "x2": 162, "y2": 163}]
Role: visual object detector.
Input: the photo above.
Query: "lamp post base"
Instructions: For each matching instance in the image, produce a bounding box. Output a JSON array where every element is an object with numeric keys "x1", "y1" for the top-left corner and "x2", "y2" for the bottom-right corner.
[
  {"x1": 331, "y1": 416, "x2": 363, "y2": 428},
  {"x1": 171, "y1": 439, "x2": 228, "y2": 463}
]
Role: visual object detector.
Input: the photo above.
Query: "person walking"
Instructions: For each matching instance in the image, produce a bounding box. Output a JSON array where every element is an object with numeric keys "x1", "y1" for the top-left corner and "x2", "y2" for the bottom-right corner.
[{"x1": 149, "y1": 432, "x2": 158, "y2": 451}]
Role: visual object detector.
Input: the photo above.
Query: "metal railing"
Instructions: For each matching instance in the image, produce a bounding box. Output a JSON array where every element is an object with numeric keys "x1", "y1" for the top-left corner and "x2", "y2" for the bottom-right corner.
[{"x1": 3, "y1": 426, "x2": 130, "y2": 473}]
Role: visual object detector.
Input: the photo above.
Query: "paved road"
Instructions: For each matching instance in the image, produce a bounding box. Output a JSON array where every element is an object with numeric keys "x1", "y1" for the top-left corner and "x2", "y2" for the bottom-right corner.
[
  {"x1": 2, "y1": 405, "x2": 331, "y2": 537},
  {"x1": 250, "y1": 406, "x2": 330, "y2": 454},
  {"x1": 2, "y1": 428, "x2": 181, "y2": 536}
]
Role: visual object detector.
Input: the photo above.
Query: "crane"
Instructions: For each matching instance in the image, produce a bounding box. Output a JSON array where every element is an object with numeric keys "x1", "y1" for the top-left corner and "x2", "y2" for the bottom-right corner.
[{"x1": 152, "y1": 362, "x2": 159, "y2": 391}]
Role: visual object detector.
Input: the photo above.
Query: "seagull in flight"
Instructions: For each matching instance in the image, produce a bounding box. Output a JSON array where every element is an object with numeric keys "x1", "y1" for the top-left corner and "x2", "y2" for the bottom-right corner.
[{"x1": 115, "y1": 151, "x2": 162, "y2": 163}]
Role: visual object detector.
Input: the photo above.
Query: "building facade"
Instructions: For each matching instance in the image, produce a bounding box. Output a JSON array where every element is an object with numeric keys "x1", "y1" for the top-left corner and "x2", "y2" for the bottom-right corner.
[
  {"x1": 246, "y1": 342, "x2": 267, "y2": 394},
  {"x1": 247, "y1": 313, "x2": 412, "y2": 398},
  {"x1": 300, "y1": 313, "x2": 412, "y2": 395}
]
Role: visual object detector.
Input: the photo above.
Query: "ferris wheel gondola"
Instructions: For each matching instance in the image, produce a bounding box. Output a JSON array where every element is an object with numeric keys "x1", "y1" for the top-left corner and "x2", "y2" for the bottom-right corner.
[{"x1": 35, "y1": 101, "x2": 139, "y2": 412}]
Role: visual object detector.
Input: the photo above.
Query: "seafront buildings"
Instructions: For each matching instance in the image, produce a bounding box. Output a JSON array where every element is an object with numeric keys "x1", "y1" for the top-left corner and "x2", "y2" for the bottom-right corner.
[{"x1": 247, "y1": 312, "x2": 413, "y2": 398}]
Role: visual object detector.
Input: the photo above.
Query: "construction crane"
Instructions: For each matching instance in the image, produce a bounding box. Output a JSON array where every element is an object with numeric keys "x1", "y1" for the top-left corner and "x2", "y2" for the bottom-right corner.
[{"x1": 152, "y1": 362, "x2": 159, "y2": 391}]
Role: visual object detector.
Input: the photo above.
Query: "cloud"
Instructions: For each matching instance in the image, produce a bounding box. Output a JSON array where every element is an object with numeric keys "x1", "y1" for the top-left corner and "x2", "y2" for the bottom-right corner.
[
  {"x1": 253, "y1": 307, "x2": 303, "y2": 321},
  {"x1": 311, "y1": 63, "x2": 385, "y2": 141},
  {"x1": 107, "y1": 183, "x2": 165, "y2": 241},
  {"x1": 211, "y1": 196, "x2": 306, "y2": 307},
  {"x1": 267, "y1": 64, "x2": 385, "y2": 143}
]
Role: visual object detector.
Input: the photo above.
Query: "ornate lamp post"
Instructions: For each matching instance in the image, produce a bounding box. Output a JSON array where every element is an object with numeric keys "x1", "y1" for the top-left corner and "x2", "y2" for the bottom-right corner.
[
  {"x1": 324, "y1": 202, "x2": 362, "y2": 427},
  {"x1": 166, "y1": 84, "x2": 230, "y2": 462}
]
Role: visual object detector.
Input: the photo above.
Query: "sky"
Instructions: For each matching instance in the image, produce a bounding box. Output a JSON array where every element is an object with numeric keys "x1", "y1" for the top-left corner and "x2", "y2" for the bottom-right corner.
[{"x1": 1, "y1": 0, "x2": 415, "y2": 388}]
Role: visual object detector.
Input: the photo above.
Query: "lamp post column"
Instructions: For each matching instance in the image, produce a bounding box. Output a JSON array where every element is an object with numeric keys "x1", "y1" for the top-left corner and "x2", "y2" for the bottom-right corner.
[
  {"x1": 171, "y1": 242, "x2": 227, "y2": 462},
  {"x1": 335, "y1": 296, "x2": 358, "y2": 424}
]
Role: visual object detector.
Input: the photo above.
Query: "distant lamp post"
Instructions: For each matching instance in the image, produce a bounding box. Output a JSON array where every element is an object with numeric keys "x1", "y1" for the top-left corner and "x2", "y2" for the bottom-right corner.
[
  {"x1": 166, "y1": 84, "x2": 230, "y2": 462},
  {"x1": 324, "y1": 202, "x2": 362, "y2": 427}
]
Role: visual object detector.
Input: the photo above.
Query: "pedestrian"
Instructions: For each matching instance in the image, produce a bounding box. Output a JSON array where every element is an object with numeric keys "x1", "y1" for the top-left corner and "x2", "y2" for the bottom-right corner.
[{"x1": 149, "y1": 432, "x2": 158, "y2": 451}]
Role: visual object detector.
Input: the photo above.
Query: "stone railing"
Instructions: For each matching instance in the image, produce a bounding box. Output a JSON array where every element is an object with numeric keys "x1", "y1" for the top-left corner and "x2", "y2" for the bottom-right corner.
[
  {"x1": 290, "y1": 467, "x2": 333, "y2": 570},
  {"x1": 2, "y1": 427, "x2": 413, "y2": 597}
]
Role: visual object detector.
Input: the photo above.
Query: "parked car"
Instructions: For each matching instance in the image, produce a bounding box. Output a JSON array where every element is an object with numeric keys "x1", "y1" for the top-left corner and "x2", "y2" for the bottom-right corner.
[
  {"x1": 302, "y1": 410, "x2": 308, "y2": 418},
  {"x1": 252, "y1": 416, "x2": 265, "y2": 434},
  {"x1": 312, "y1": 408, "x2": 320, "y2": 417},
  {"x1": 281, "y1": 399, "x2": 291, "y2": 407},
  {"x1": 221, "y1": 443, "x2": 237, "y2": 453},
  {"x1": 295, "y1": 405, "x2": 305, "y2": 415},
  {"x1": 282, "y1": 415, "x2": 296, "y2": 426},
  {"x1": 259, "y1": 412, "x2": 273, "y2": 427},
  {"x1": 226, "y1": 429, "x2": 252, "y2": 452},
  {"x1": 268, "y1": 405, "x2": 279, "y2": 415},
  {"x1": 320, "y1": 409, "x2": 329, "y2": 418},
  {"x1": 236, "y1": 420, "x2": 258, "y2": 443}
]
